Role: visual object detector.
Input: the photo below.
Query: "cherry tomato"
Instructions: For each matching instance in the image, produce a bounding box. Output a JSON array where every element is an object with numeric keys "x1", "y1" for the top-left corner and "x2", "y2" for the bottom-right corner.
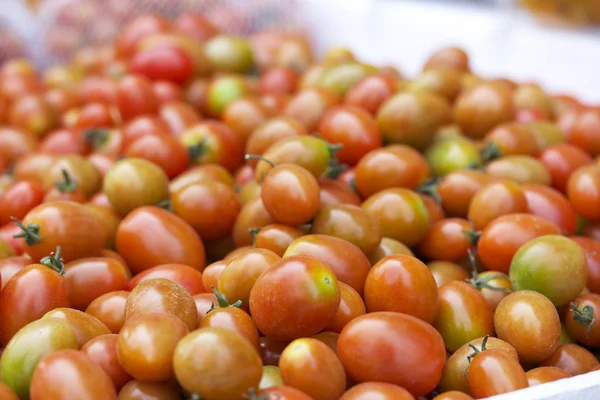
[
  {"x1": 428, "y1": 261, "x2": 470, "y2": 288},
  {"x1": 571, "y1": 237, "x2": 600, "y2": 294},
  {"x1": 232, "y1": 197, "x2": 276, "y2": 247},
  {"x1": 539, "y1": 143, "x2": 593, "y2": 192},
  {"x1": 540, "y1": 343, "x2": 599, "y2": 376},
  {"x1": 8, "y1": 94, "x2": 58, "y2": 138},
  {"x1": 318, "y1": 178, "x2": 361, "y2": 206},
  {"x1": 170, "y1": 164, "x2": 234, "y2": 193},
  {"x1": 426, "y1": 137, "x2": 483, "y2": 177},
  {"x1": 437, "y1": 169, "x2": 491, "y2": 218},
  {"x1": 223, "y1": 98, "x2": 271, "y2": 142},
  {"x1": 467, "y1": 349, "x2": 528, "y2": 398},
  {"x1": 522, "y1": 183, "x2": 578, "y2": 235},
  {"x1": 81, "y1": 334, "x2": 133, "y2": 391},
  {"x1": 485, "y1": 155, "x2": 551, "y2": 185},
  {"x1": 115, "y1": 75, "x2": 159, "y2": 121},
  {"x1": 129, "y1": 263, "x2": 204, "y2": 295},
  {"x1": 325, "y1": 282, "x2": 366, "y2": 334},
  {"x1": 339, "y1": 382, "x2": 414, "y2": 400},
  {"x1": 131, "y1": 46, "x2": 194, "y2": 85},
  {"x1": 468, "y1": 179, "x2": 528, "y2": 231},
  {"x1": 338, "y1": 312, "x2": 445, "y2": 397},
  {"x1": 39, "y1": 128, "x2": 85, "y2": 155},
  {"x1": 567, "y1": 164, "x2": 600, "y2": 221},
  {"x1": 0, "y1": 382, "x2": 18, "y2": 400},
  {"x1": 0, "y1": 180, "x2": 45, "y2": 226},
  {"x1": 173, "y1": 12, "x2": 219, "y2": 42},
  {"x1": 12, "y1": 153, "x2": 55, "y2": 184},
  {"x1": 116, "y1": 206, "x2": 206, "y2": 274},
  {"x1": 570, "y1": 108, "x2": 600, "y2": 157},
  {"x1": 367, "y1": 237, "x2": 414, "y2": 265},
  {"x1": 152, "y1": 81, "x2": 184, "y2": 104},
  {"x1": 245, "y1": 117, "x2": 307, "y2": 162},
  {"x1": 419, "y1": 218, "x2": 473, "y2": 261},
  {"x1": 120, "y1": 115, "x2": 170, "y2": 152},
  {"x1": 202, "y1": 260, "x2": 226, "y2": 293},
  {"x1": 42, "y1": 307, "x2": 111, "y2": 348},
  {"x1": 344, "y1": 74, "x2": 398, "y2": 115},
  {"x1": 85, "y1": 291, "x2": 129, "y2": 334},
  {"x1": 253, "y1": 224, "x2": 304, "y2": 257},
  {"x1": 118, "y1": 380, "x2": 181, "y2": 400},
  {"x1": 526, "y1": 367, "x2": 571, "y2": 386},
  {"x1": 433, "y1": 392, "x2": 473, "y2": 400},
  {"x1": 484, "y1": 122, "x2": 539, "y2": 156},
  {"x1": 284, "y1": 87, "x2": 340, "y2": 131},
  {"x1": 0, "y1": 256, "x2": 28, "y2": 289},
  {"x1": 424, "y1": 46, "x2": 471, "y2": 72},
  {"x1": 0, "y1": 127, "x2": 38, "y2": 164},
  {"x1": 564, "y1": 293, "x2": 600, "y2": 347},
  {"x1": 125, "y1": 134, "x2": 190, "y2": 179},
  {"x1": 83, "y1": 204, "x2": 120, "y2": 249}
]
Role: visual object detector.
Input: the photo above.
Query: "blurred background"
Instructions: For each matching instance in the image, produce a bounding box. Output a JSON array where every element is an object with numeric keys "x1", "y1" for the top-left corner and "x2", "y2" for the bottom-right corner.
[{"x1": 1, "y1": 0, "x2": 599, "y2": 101}]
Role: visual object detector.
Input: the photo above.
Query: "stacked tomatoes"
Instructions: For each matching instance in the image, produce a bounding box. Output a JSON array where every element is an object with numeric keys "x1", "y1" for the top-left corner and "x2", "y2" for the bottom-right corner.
[{"x1": 0, "y1": 11, "x2": 599, "y2": 400}]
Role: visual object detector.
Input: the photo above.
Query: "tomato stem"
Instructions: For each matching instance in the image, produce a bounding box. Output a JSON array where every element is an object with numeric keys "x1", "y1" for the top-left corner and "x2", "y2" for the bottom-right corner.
[
  {"x1": 11, "y1": 217, "x2": 42, "y2": 246},
  {"x1": 54, "y1": 169, "x2": 78, "y2": 193},
  {"x1": 462, "y1": 229, "x2": 481, "y2": 246},
  {"x1": 325, "y1": 160, "x2": 348, "y2": 180},
  {"x1": 248, "y1": 227, "x2": 261, "y2": 247},
  {"x1": 348, "y1": 177, "x2": 359, "y2": 195},
  {"x1": 156, "y1": 199, "x2": 172, "y2": 212},
  {"x1": 466, "y1": 248, "x2": 512, "y2": 293},
  {"x1": 40, "y1": 246, "x2": 65, "y2": 274},
  {"x1": 416, "y1": 177, "x2": 441, "y2": 204},
  {"x1": 245, "y1": 154, "x2": 275, "y2": 168},
  {"x1": 187, "y1": 139, "x2": 207, "y2": 161},
  {"x1": 570, "y1": 301, "x2": 595, "y2": 338},
  {"x1": 480, "y1": 141, "x2": 503, "y2": 164},
  {"x1": 207, "y1": 286, "x2": 242, "y2": 313},
  {"x1": 83, "y1": 128, "x2": 109, "y2": 150}
]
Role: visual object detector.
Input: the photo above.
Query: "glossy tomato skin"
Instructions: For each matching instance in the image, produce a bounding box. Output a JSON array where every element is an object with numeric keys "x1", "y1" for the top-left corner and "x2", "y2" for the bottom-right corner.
[
  {"x1": 0, "y1": 224, "x2": 24, "y2": 255},
  {"x1": 485, "y1": 122, "x2": 538, "y2": 156},
  {"x1": 223, "y1": 98, "x2": 271, "y2": 142},
  {"x1": 338, "y1": 312, "x2": 446, "y2": 397},
  {"x1": 565, "y1": 293, "x2": 600, "y2": 347},
  {"x1": 170, "y1": 164, "x2": 234, "y2": 193},
  {"x1": 81, "y1": 334, "x2": 133, "y2": 391},
  {"x1": 567, "y1": 165, "x2": 600, "y2": 221},
  {"x1": 30, "y1": 349, "x2": 117, "y2": 400},
  {"x1": 539, "y1": 143, "x2": 593, "y2": 192},
  {"x1": 364, "y1": 255, "x2": 438, "y2": 323},
  {"x1": 0, "y1": 180, "x2": 45, "y2": 226},
  {"x1": 478, "y1": 214, "x2": 561, "y2": 274},
  {"x1": 284, "y1": 87, "x2": 340, "y2": 132},
  {"x1": 258, "y1": 385, "x2": 313, "y2": 400},
  {"x1": 0, "y1": 318, "x2": 78, "y2": 399},
  {"x1": 258, "y1": 67, "x2": 299, "y2": 95},
  {"x1": 570, "y1": 109, "x2": 600, "y2": 157},
  {"x1": 428, "y1": 261, "x2": 470, "y2": 288},
  {"x1": 42, "y1": 307, "x2": 111, "y2": 348},
  {"x1": 325, "y1": 282, "x2": 366, "y2": 333},
  {"x1": 129, "y1": 263, "x2": 205, "y2": 295},
  {"x1": 130, "y1": 46, "x2": 194, "y2": 85},
  {"x1": 254, "y1": 224, "x2": 304, "y2": 257},
  {"x1": 0, "y1": 263, "x2": 70, "y2": 345},
  {"x1": 64, "y1": 257, "x2": 128, "y2": 310},
  {"x1": 522, "y1": 183, "x2": 577, "y2": 235},
  {"x1": 116, "y1": 206, "x2": 206, "y2": 274},
  {"x1": 0, "y1": 382, "x2": 18, "y2": 400},
  {"x1": 540, "y1": 343, "x2": 599, "y2": 376},
  {"x1": 118, "y1": 312, "x2": 189, "y2": 382},
  {"x1": 510, "y1": 235, "x2": 587, "y2": 307},
  {"x1": 279, "y1": 338, "x2": 346, "y2": 400},
  {"x1": 85, "y1": 291, "x2": 129, "y2": 334},
  {"x1": 468, "y1": 179, "x2": 528, "y2": 231},
  {"x1": 437, "y1": 169, "x2": 491, "y2": 218},
  {"x1": 344, "y1": 74, "x2": 396, "y2": 115},
  {"x1": 125, "y1": 278, "x2": 198, "y2": 331},
  {"x1": 319, "y1": 179, "x2": 361, "y2": 207},
  {"x1": 125, "y1": 134, "x2": 190, "y2": 179},
  {"x1": 339, "y1": 382, "x2": 415, "y2": 400},
  {"x1": 173, "y1": 327, "x2": 263, "y2": 400},
  {"x1": 115, "y1": 75, "x2": 159, "y2": 121},
  {"x1": 433, "y1": 281, "x2": 494, "y2": 352},
  {"x1": 367, "y1": 237, "x2": 414, "y2": 265},
  {"x1": 202, "y1": 304, "x2": 260, "y2": 349},
  {"x1": 250, "y1": 255, "x2": 340, "y2": 341},
  {"x1": 571, "y1": 237, "x2": 600, "y2": 294},
  {"x1": 467, "y1": 349, "x2": 528, "y2": 398},
  {"x1": 118, "y1": 380, "x2": 181, "y2": 400},
  {"x1": 419, "y1": 218, "x2": 472, "y2": 261},
  {"x1": 245, "y1": 116, "x2": 307, "y2": 162},
  {"x1": 526, "y1": 367, "x2": 571, "y2": 386},
  {"x1": 495, "y1": 290, "x2": 561, "y2": 363},
  {"x1": 19, "y1": 201, "x2": 106, "y2": 263},
  {"x1": 0, "y1": 256, "x2": 29, "y2": 289},
  {"x1": 202, "y1": 260, "x2": 226, "y2": 293},
  {"x1": 283, "y1": 234, "x2": 371, "y2": 296}
]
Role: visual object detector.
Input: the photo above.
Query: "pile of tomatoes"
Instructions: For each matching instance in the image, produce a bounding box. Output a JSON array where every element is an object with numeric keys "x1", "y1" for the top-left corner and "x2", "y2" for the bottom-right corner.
[{"x1": 0, "y1": 10, "x2": 599, "y2": 400}]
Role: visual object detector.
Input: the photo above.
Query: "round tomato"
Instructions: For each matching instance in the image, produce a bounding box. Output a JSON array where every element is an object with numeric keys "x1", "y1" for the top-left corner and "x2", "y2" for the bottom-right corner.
[
  {"x1": 526, "y1": 367, "x2": 571, "y2": 387},
  {"x1": 85, "y1": 290, "x2": 129, "y2": 334},
  {"x1": 253, "y1": 224, "x2": 304, "y2": 257},
  {"x1": 522, "y1": 183, "x2": 577, "y2": 235},
  {"x1": 540, "y1": 343, "x2": 599, "y2": 376},
  {"x1": 467, "y1": 349, "x2": 528, "y2": 398},
  {"x1": 81, "y1": 334, "x2": 133, "y2": 391},
  {"x1": 567, "y1": 164, "x2": 600, "y2": 221},
  {"x1": 468, "y1": 179, "x2": 528, "y2": 230},
  {"x1": 539, "y1": 143, "x2": 593, "y2": 192}
]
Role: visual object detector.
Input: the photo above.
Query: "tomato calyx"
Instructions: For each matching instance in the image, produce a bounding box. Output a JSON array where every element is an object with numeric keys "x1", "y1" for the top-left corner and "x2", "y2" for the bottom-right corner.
[
  {"x1": 325, "y1": 159, "x2": 348, "y2": 180},
  {"x1": 187, "y1": 139, "x2": 208, "y2": 161},
  {"x1": 462, "y1": 228, "x2": 481, "y2": 246},
  {"x1": 54, "y1": 168, "x2": 78, "y2": 193},
  {"x1": 156, "y1": 199, "x2": 172, "y2": 211},
  {"x1": 245, "y1": 154, "x2": 275, "y2": 169},
  {"x1": 466, "y1": 249, "x2": 511, "y2": 293},
  {"x1": 248, "y1": 227, "x2": 261, "y2": 247},
  {"x1": 40, "y1": 246, "x2": 65, "y2": 274},
  {"x1": 348, "y1": 177, "x2": 359, "y2": 194},
  {"x1": 480, "y1": 141, "x2": 503, "y2": 164},
  {"x1": 207, "y1": 285, "x2": 243, "y2": 313},
  {"x1": 416, "y1": 177, "x2": 441, "y2": 204},
  {"x1": 83, "y1": 128, "x2": 110, "y2": 150},
  {"x1": 570, "y1": 301, "x2": 596, "y2": 338},
  {"x1": 11, "y1": 217, "x2": 42, "y2": 246},
  {"x1": 466, "y1": 335, "x2": 490, "y2": 365}
]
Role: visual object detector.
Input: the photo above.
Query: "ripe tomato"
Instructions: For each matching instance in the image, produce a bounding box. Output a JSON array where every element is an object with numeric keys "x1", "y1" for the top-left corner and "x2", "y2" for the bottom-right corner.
[
  {"x1": 8, "y1": 94, "x2": 58, "y2": 137},
  {"x1": 202, "y1": 260, "x2": 226, "y2": 293},
  {"x1": 283, "y1": 234, "x2": 371, "y2": 295},
  {"x1": 81, "y1": 334, "x2": 133, "y2": 391},
  {"x1": 569, "y1": 108, "x2": 600, "y2": 157},
  {"x1": 367, "y1": 237, "x2": 414, "y2": 265},
  {"x1": 0, "y1": 128, "x2": 39, "y2": 165},
  {"x1": 344, "y1": 74, "x2": 397, "y2": 115},
  {"x1": 125, "y1": 278, "x2": 198, "y2": 331},
  {"x1": 173, "y1": 327, "x2": 263, "y2": 399},
  {"x1": 85, "y1": 291, "x2": 129, "y2": 334},
  {"x1": 564, "y1": 293, "x2": 600, "y2": 347},
  {"x1": 258, "y1": 67, "x2": 299, "y2": 95},
  {"x1": 129, "y1": 263, "x2": 204, "y2": 295},
  {"x1": 0, "y1": 382, "x2": 18, "y2": 400},
  {"x1": 159, "y1": 101, "x2": 201, "y2": 135},
  {"x1": 567, "y1": 164, "x2": 600, "y2": 220},
  {"x1": 115, "y1": 75, "x2": 159, "y2": 121},
  {"x1": 467, "y1": 349, "x2": 528, "y2": 398},
  {"x1": 245, "y1": 117, "x2": 307, "y2": 162},
  {"x1": 510, "y1": 235, "x2": 587, "y2": 307},
  {"x1": 258, "y1": 385, "x2": 313, "y2": 400},
  {"x1": 43, "y1": 155, "x2": 102, "y2": 199},
  {"x1": 436, "y1": 169, "x2": 491, "y2": 218},
  {"x1": 468, "y1": 179, "x2": 528, "y2": 230},
  {"x1": 253, "y1": 224, "x2": 304, "y2": 257},
  {"x1": 428, "y1": 261, "x2": 470, "y2": 288},
  {"x1": 319, "y1": 178, "x2": 361, "y2": 206},
  {"x1": 539, "y1": 143, "x2": 593, "y2": 192},
  {"x1": 522, "y1": 183, "x2": 578, "y2": 235},
  {"x1": 419, "y1": 218, "x2": 472, "y2": 261},
  {"x1": 279, "y1": 338, "x2": 346, "y2": 400},
  {"x1": 540, "y1": 343, "x2": 599, "y2": 376},
  {"x1": 284, "y1": 87, "x2": 340, "y2": 132},
  {"x1": 325, "y1": 282, "x2": 366, "y2": 333},
  {"x1": 495, "y1": 290, "x2": 561, "y2": 363},
  {"x1": 485, "y1": 122, "x2": 539, "y2": 156},
  {"x1": 0, "y1": 180, "x2": 45, "y2": 226},
  {"x1": 0, "y1": 256, "x2": 29, "y2": 288},
  {"x1": 152, "y1": 81, "x2": 184, "y2": 104},
  {"x1": 173, "y1": 12, "x2": 219, "y2": 42},
  {"x1": 571, "y1": 237, "x2": 600, "y2": 294},
  {"x1": 339, "y1": 382, "x2": 414, "y2": 400},
  {"x1": 125, "y1": 134, "x2": 190, "y2": 179},
  {"x1": 116, "y1": 206, "x2": 206, "y2": 274},
  {"x1": 131, "y1": 46, "x2": 194, "y2": 85},
  {"x1": 526, "y1": 367, "x2": 571, "y2": 386},
  {"x1": 12, "y1": 153, "x2": 55, "y2": 184},
  {"x1": 223, "y1": 98, "x2": 271, "y2": 142},
  {"x1": 365, "y1": 255, "x2": 438, "y2": 323},
  {"x1": 118, "y1": 380, "x2": 181, "y2": 400},
  {"x1": 338, "y1": 312, "x2": 445, "y2": 397},
  {"x1": 170, "y1": 164, "x2": 234, "y2": 193},
  {"x1": 30, "y1": 349, "x2": 117, "y2": 400},
  {"x1": 116, "y1": 14, "x2": 171, "y2": 57},
  {"x1": 42, "y1": 307, "x2": 111, "y2": 348},
  {"x1": 232, "y1": 197, "x2": 276, "y2": 247}
]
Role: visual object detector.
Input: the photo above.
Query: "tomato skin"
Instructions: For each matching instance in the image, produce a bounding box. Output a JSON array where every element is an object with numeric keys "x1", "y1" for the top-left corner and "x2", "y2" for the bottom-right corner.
[
  {"x1": 284, "y1": 87, "x2": 340, "y2": 132},
  {"x1": 428, "y1": 261, "x2": 470, "y2": 288},
  {"x1": 570, "y1": 109, "x2": 600, "y2": 157},
  {"x1": 344, "y1": 74, "x2": 396, "y2": 115},
  {"x1": 174, "y1": 12, "x2": 219, "y2": 42},
  {"x1": 0, "y1": 180, "x2": 45, "y2": 226},
  {"x1": 202, "y1": 260, "x2": 226, "y2": 293},
  {"x1": 494, "y1": 290, "x2": 561, "y2": 363},
  {"x1": 540, "y1": 343, "x2": 599, "y2": 376},
  {"x1": 467, "y1": 349, "x2": 528, "y2": 398},
  {"x1": 433, "y1": 391, "x2": 473, "y2": 400},
  {"x1": 13, "y1": 154, "x2": 55, "y2": 184},
  {"x1": 173, "y1": 327, "x2": 263, "y2": 400},
  {"x1": 85, "y1": 291, "x2": 129, "y2": 334},
  {"x1": 30, "y1": 349, "x2": 117, "y2": 400},
  {"x1": 539, "y1": 143, "x2": 593, "y2": 192},
  {"x1": 0, "y1": 224, "x2": 24, "y2": 255},
  {"x1": 339, "y1": 382, "x2": 415, "y2": 400},
  {"x1": 202, "y1": 304, "x2": 260, "y2": 349},
  {"x1": 254, "y1": 224, "x2": 304, "y2": 257},
  {"x1": 338, "y1": 312, "x2": 446, "y2": 397},
  {"x1": 170, "y1": 164, "x2": 234, "y2": 194},
  {"x1": 279, "y1": 338, "x2": 346, "y2": 400},
  {"x1": 116, "y1": 206, "x2": 206, "y2": 274},
  {"x1": 567, "y1": 165, "x2": 600, "y2": 221},
  {"x1": 64, "y1": 257, "x2": 128, "y2": 310},
  {"x1": 485, "y1": 155, "x2": 551, "y2": 185},
  {"x1": 0, "y1": 382, "x2": 18, "y2": 400},
  {"x1": 129, "y1": 263, "x2": 205, "y2": 295},
  {"x1": 526, "y1": 367, "x2": 571, "y2": 386},
  {"x1": 478, "y1": 214, "x2": 561, "y2": 274},
  {"x1": 571, "y1": 237, "x2": 600, "y2": 294},
  {"x1": 325, "y1": 282, "x2": 366, "y2": 333},
  {"x1": 522, "y1": 184, "x2": 577, "y2": 235},
  {"x1": 510, "y1": 235, "x2": 587, "y2": 307},
  {"x1": 419, "y1": 218, "x2": 472, "y2": 261},
  {"x1": 433, "y1": 281, "x2": 494, "y2": 352},
  {"x1": 437, "y1": 169, "x2": 491, "y2": 218},
  {"x1": 116, "y1": 14, "x2": 171, "y2": 57},
  {"x1": 125, "y1": 278, "x2": 198, "y2": 331},
  {"x1": 0, "y1": 256, "x2": 29, "y2": 289},
  {"x1": 115, "y1": 75, "x2": 159, "y2": 122},
  {"x1": 319, "y1": 179, "x2": 361, "y2": 207},
  {"x1": 368, "y1": 237, "x2": 414, "y2": 265},
  {"x1": 258, "y1": 385, "x2": 313, "y2": 400},
  {"x1": 565, "y1": 293, "x2": 600, "y2": 347},
  {"x1": 223, "y1": 98, "x2": 271, "y2": 142},
  {"x1": 193, "y1": 292, "x2": 218, "y2": 324},
  {"x1": 0, "y1": 318, "x2": 78, "y2": 399},
  {"x1": 42, "y1": 307, "x2": 111, "y2": 348},
  {"x1": 159, "y1": 101, "x2": 201, "y2": 135},
  {"x1": 365, "y1": 255, "x2": 438, "y2": 323},
  {"x1": 153, "y1": 81, "x2": 184, "y2": 104},
  {"x1": 246, "y1": 117, "x2": 307, "y2": 163},
  {"x1": 125, "y1": 134, "x2": 190, "y2": 179},
  {"x1": 0, "y1": 263, "x2": 70, "y2": 345},
  {"x1": 232, "y1": 197, "x2": 276, "y2": 247},
  {"x1": 468, "y1": 179, "x2": 528, "y2": 231},
  {"x1": 131, "y1": 46, "x2": 194, "y2": 85},
  {"x1": 118, "y1": 380, "x2": 181, "y2": 400},
  {"x1": 283, "y1": 234, "x2": 371, "y2": 296},
  {"x1": 81, "y1": 334, "x2": 133, "y2": 391}
]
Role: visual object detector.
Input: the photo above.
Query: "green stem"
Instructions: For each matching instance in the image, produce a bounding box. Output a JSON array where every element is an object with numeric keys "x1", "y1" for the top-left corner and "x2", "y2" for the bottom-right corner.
[
  {"x1": 11, "y1": 218, "x2": 42, "y2": 246},
  {"x1": 463, "y1": 229, "x2": 481, "y2": 246},
  {"x1": 325, "y1": 161, "x2": 348, "y2": 180},
  {"x1": 40, "y1": 246, "x2": 65, "y2": 274},
  {"x1": 570, "y1": 301, "x2": 596, "y2": 338},
  {"x1": 83, "y1": 128, "x2": 109, "y2": 149},
  {"x1": 416, "y1": 177, "x2": 441, "y2": 204},
  {"x1": 54, "y1": 169, "x2": 78, "y2": 193},
  {"x1": 248, "y1": 227, "x2": 260, "y2": 247},
  {"x1": 245, "y1": 154, "x2": 275, "y2": 169},
  {"x1": 187, "y1": 139, "x2": 207, "y2": 161},
  {"x1": 481, "y1": 141, "x2": 503, "y2": 164},
  {"x1": 156, "y1": 199, "x2": 172, "y2": 212},
  {"x1": 207, "y1": 286, "x2": 242, "y2": 314}
]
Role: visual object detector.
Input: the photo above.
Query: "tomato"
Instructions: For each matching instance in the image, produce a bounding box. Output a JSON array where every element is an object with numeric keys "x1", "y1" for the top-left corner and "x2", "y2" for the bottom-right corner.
[
  {"x1": 376, "y1": 91, "x2": 451, "y2": 150},
  {"x1": 343, "y1": 74, "x2": 395, "y2": 115},
  {"x1": 13, "y1": 153, "x2": 55, "y2": 184},
  {"x1": 202, "y1": 260, "x2": 226, "y2": 293},
  {"x1": 104, "y1": 158, "x2": 169, "y2": 217},
  {"x1": 484, "y1": 122, "x2": 539, "y2": 156},
  {"x1": 425, "y1": 137, "x2": 482, "y2": 177},
  {"x1": 436, "y1": 169, "x2": 490, "y2": 218},
  {"x1": 283, "y1": 234, "x2": 371, "y2": 295},
  {"x1": 279, "y1": 338, "x2": 346, "y2": 400},
  {"x1": 258, "y1": 67, "x2": 299, "y2": 95},
  {"x1": 116, "y1": 206, "x2": 206, "y2": 274},
  {"x1": 8, "y1": 94, "x2": 58, "y2": 137},
  {"x1": 433, "y1": 392, "x2": 473, "y2": 400},
  {"x1": 338, "y1": 312, "x2": 445, "y2": 397},
  {"x1": 570, "y1": 108, "x2": 600, "y2": 157},
  {"x1": 125, "y1": 278, "x2": 198, "y2": 331},
  {"x1": 115, "y1": 75, "x2": 159, "y2": 122},
  {"x1": 439, "y1": 336, "x2": 517, "y2": 394},
  {"x1": 526, "y1": 367, "x2": 571, "y2": 386},
  {"x1": 173, "y1": 11, "x2": 218, "y2": 42},
  {"x1": 495, "y1": 290, "x2": 561, "y2": 363},
  {"x1": 467, "y1": 349, "x2": 528, "y2": 398},
  {"x1": 118, "y1": 380, "x2": 181, "y2": 400},
  {"x1": 117, "y1": 311, "x2": 189, "y2": 382},
  {"x1": 218, "y1": 248, "x2": 280, "y2": 308},
  {"x1": 284, "y1": 87, "x2": 340, "y2": 132},
  {"x1": 85, "y1": 291, "x2": 129, "y2": 334},
  {"x1": 564, "y1": 293, "x2": 600, "y2": 346},
  {"x1": 362, "y1": 188, "x2": 429, "y2": 247},
  {"x1": 232, "y1": 197, "x2": 276, "y2": 247},
  {"x1": 120, "y1": 115, "x2": 169, "y2": 152},
  {"x1": 223, "y1": 98, "x2": 271, "y2": 142},
  {"x1": 540, "y1": 343, "x2": 598, "y2": 376},
  {"x1": 570, "y1": 237, "x2": 600, "y2": 294},
  {"x1": 30, "y1": 349, "x2": 116, "y2": 400},
  {"x1": 567, "y1": 164, "x2": 600, "y2": 220},
  {"x1": 64, "y1": 257, "x2": 128, "y2": 310},
  {"x1": 170, "y1": 164, "x2": 234, "y2": 193},
  {"x1": 42, "y1": 307, "x2": 111, "y2": 348},
  {"x1": 245, "y1": 117, "x2": 307, "y2": 162},
  {"x1": 454, "y1": 82, "x2": 515, "y2": 139},
  {"x1": 43, "y1": 155, "x2": 102, "y2": 199},
  {"x1": 478, "y1": 214, "x2": 561, "y2": 274},
  {"x1": 0, "y1": 224, "x2": 24, "y2": 255},
  {"x1": 424, "y1": 46, "x2": 470, "y2": 72},
  {"x1": 428, "y1": 261, "x2": 470, "y2": 288},
  {"x1": 152, "y1": 81, "x2": 184, "y2": 104},
  {"x1": 125, "y1": 134, "x2": 190, "y2": 179},
  {"x1": 486, "y1": 155, "x2": 551, "y2": 185},
  {"x1": 339, "y1": 382, "x2": 414, "y2": 400},
  {"x1": 468, "y1": 179, "x2": 528, "y2": 231},
  {"x1": 510, "y1": 235, "x2": 587, "y2": 307},
  {"x1": 433, "y1": 281, "x2": 494, "y2": 352},
  {"x1": 253, "y1": 224, "x2": 304, "y2": 257},
  {"x1": 0, "y1": 180, "x2": 45, "y2": 226},
  {"x1": 259, "y1": 335, "x2": 290, "y2": 366},
  {"x1": 173, "y1": 327, "x2": 262, "y2": 399},
  {"x1": 419, "y1": 218, "x2": 473, "y2": 261},
  {"x1": 354, "y1": 145, "x2": 430, "y2": 198},
  {"x1": 129, "y1": 264, "x2": 204, "y2": 296},
  {"x1": 522, "y1": 184, "x2": 578, "y2": 235},
  {"x1": 324, "y1": 282, "x2": 366, "y2": 333},
  {"x1": 39, "y1": 128, "x2": 85, "y2": 155},
  {"x1": 84, "y1": 204, "x2": 120, "y2": 249},
  {"x1": 131, "y1": 46, "x2": 194, "y2": 85},
  {"x1": 77, "y1": 76, "x2": 116, "y2": 105},
  {"x1": 81, "y1": 334, "x2": 133, "y2": 391},
  {"x1": 367, "y1": 237, "x2": 414, "y2": 265},
  {"x1": 204, "y1": 34, "x2": 254, "y2": 74},
  {"x1": 319, "y1": 178, "x2": 361, "y2": 206},
  {"x1": 539, "y1": 143, "x2": 593, "y2": 192},
  {"x1": 0, "y1": 318, "x2": 78, "y2": 399},
  {"x1": 0, "y1": 256, "x2": 29, "y2": 289},
  {"x1": 116, "y1": 14, "x2": 171, "y2": 57},
  {"x1": 204, "y1": 75, "x2": 251, "y2": 117},
  {"x1": 0, "y1": 382, "x2": 18, "y2": 400},
  {"x1": 365, "y1": 255, "x2": 438, "y2": 323}
]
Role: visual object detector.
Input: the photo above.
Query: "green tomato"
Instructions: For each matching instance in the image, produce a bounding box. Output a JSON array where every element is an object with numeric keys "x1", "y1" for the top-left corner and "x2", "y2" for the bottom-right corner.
[
  {"x1": 204, "y1": 35, "x2": 254, "y2": 74},
  {"x1": 509, "y1": 235, "x2": 588, "y2": 307},
  {"x1": 258, "y1": 365, "x2": 283, "y2": 390},
  {"x1": 0, "y1": 318, "x2": 78, "y2": 399},
  {"x1": 425, "y1": 137, "x2": 482, "y2": 176},
  {"x1": 318, "y1": 63, "x2": 376, "y2": 96},
  {"x1": 207, "y1": 75, "x2": 250, "y2": 117}
]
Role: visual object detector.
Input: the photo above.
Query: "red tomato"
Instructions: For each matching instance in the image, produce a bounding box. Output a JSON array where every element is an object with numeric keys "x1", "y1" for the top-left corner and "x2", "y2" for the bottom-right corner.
[
  {"x1": 0, "y1": 180, "x2": 45, "y2": 226},
  {"x1": 539, "y1": 143, "x2": 593, "y2": 192},
  {"x1": 128, "y1": 263, "x2": 205, "y2": 295},
  {"x1": 0, "y1": 224, "x2": 25, "y2": 255},
  {"x1": 340, "y1": 382, "x2": 415, "y2": 400},
  {"x1": 570, "y1": 109, "x2": 600, "y2": 157},
  {"x1": 130, "y1": 46, "x2": 194, "y2": 85},
  {"x1": 0, "y1": 256, "x2": 29, "y2": 289},
  {"x1": 467, "y1": 349, "x2": 528, "y2": 398},
  {"x1": 85, "y1": 291, "x2": 129, "y2": 334},
  {"x1": 571, "y1": 237, "x2": 600, "y2": 294},
  {"x1": 325, "y1": 282, "x2": 366, "y2": 333},
  {"x1": 81, "y1": 334, "x2": 133, "y2": 391},
  {"x1": 115, "y1": 75, "x2": 159, "y2": 121},
  {"x1": 344, "y1": 74, "x2": 397, "y2": 115},
  {"x1": 567, "y1": 165, "x2": 600, "y2": 221},
  {"x1": 115, "y1": 14, "x2": 171, "y2": 57},
  {"x1": 125, "y1": 134, "x2": 190, "y2": 178},
  {"x1": 522, "y1": 183, "x2": 578, "y2": 235},
  {"x1": 152, "y1": 81, "x2": 184, "y2": 104}
]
